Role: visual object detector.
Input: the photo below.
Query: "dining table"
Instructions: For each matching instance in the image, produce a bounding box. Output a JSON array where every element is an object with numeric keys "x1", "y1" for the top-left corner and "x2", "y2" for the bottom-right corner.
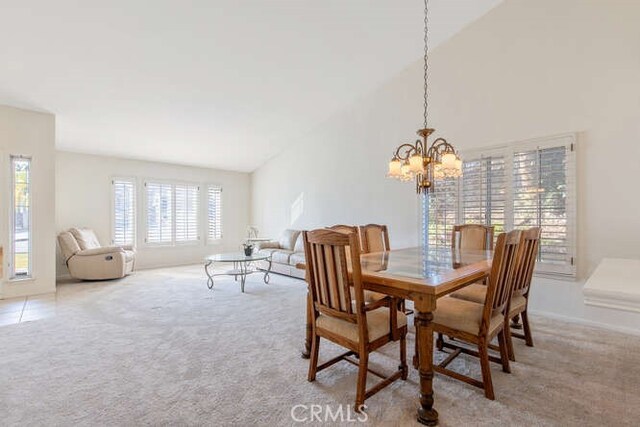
[{"x1": 298, "y1": 246, "x2": 492, "y2": 426}]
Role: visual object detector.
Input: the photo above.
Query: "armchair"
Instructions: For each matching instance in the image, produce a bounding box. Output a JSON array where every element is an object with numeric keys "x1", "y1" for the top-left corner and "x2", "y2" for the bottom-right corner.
[{"x1": 58, "y1": 228, "x2": 136, "y2": 280}]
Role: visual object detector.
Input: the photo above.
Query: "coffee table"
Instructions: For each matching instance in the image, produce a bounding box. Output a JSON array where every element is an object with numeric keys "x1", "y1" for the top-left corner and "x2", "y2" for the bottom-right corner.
[{"x1": 204, "y1": 252, "x2": 272, "y2": 293}]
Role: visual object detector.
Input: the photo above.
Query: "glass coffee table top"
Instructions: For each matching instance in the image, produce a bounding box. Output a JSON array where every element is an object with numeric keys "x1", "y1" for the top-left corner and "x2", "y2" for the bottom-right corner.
[{"x1": 205, "y1": 252, "x2": 271, "y2": 263}]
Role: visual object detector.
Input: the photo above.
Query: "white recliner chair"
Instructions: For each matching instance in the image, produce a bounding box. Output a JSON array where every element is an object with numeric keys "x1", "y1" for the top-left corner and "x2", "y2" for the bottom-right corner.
[{"x1": 58, "y1": 228, "x2": 136, "y2": 280}]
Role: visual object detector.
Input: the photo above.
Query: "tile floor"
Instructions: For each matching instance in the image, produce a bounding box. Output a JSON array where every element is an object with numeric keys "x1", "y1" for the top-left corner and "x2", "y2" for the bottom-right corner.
[{"x1": 0, "y1": 293, "x2": 58, "y2": 326}]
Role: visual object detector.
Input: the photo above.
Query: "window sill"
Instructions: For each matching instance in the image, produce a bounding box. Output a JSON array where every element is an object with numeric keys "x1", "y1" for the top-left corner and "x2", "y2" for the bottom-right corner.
[
  {"x1": 7, "y1": 276, "x2": 35, "y2": 284},
  {"x1": 533, "y1": 271, "x2": 578, "y2": 282}
]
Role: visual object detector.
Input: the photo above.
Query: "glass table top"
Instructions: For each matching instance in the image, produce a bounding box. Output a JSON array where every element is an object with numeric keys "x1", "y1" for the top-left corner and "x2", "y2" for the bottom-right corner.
[
  {"x1": 359, "y1": 247, "x2": 492, "y2": 281},
  {"x1": 205, "y1": 252, "x2": 271, "y2": 262}
]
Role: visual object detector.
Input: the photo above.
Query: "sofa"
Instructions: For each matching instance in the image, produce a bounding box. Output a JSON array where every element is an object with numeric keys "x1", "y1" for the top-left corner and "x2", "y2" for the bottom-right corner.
[
  {"x1": 58, "y1": 228, "x2": 136, "y2": 280},
  {"x1": 256, "y1": 229, "x2": 306, "y2": 279}
]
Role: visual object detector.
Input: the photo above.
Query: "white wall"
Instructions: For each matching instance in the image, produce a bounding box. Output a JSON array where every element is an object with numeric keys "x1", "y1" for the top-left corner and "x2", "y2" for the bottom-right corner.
[
  {"x1": 0, "y1": 105, "x2": 56, "y2": 298},
  {"x1": 251, "y1": 0, "x2": 640, "y2": 332},
  {"x1": 56, "y1": 151, "x2": 251, "y2": 275}
]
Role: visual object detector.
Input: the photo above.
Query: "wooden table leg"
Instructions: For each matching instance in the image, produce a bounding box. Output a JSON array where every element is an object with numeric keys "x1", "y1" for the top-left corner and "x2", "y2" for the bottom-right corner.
[
  {"x1": 301, "y1": 291, "x2": 312, "y2": 359},
  {"x1": 414, "y1": 297, "x2": 438, "y2": 426}
]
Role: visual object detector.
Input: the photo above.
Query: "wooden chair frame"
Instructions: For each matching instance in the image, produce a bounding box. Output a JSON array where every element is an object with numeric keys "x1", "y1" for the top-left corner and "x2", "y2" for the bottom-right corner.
[
  {"x1": 451, "y1": 224, "x2": 495, "y2": 251},
  {"x1": 304, "y1": 229, "x2": 408, "y2": 408},
  {"x1": 505, "y1": 227, "x2": 541, "y2": 359},
  {"x1": 434, "y1": 230, "x2": 521, "y2": 400}
]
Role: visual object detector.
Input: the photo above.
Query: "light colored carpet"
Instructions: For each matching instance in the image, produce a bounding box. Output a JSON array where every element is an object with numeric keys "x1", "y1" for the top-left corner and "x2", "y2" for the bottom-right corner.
[{"x1": 1, "y1": 265, "x2": 639, "y2": 426}]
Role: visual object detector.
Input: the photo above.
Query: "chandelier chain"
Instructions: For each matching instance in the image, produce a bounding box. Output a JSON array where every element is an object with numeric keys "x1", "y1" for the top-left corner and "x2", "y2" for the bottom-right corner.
[{"x1": 423, "y1": 0, "x2": 429, "y2": 129}]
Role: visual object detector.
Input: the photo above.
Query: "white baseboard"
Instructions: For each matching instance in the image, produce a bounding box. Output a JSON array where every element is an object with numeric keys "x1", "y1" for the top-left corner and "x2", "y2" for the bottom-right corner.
[{"x1": 528, "y1": 308, "x2": 640, "y2": 337}]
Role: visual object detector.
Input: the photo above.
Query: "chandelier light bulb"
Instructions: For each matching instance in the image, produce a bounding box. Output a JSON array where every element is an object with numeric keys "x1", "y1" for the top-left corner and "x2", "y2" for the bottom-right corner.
[
  {"x1": 388, "y1": 158, "x2": 402, "y2": 177},
  {"x1": 441, "y1": 152, "x2": 457, "y2": 167},
  {"x1": 409, "y1": 154, "x2": 424, "y2": 173}
]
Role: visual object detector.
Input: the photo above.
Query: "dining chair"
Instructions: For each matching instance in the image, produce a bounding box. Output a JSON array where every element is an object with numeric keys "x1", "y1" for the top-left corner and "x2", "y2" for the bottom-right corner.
[
  {"x1": 451, "y1": 224, "x2": 495, "y2": 251},
  {"x1": 449, "y1": 227, "x2": 541, "y2": 361},
  {"x1": 432, "y1": 229, "x2": 521, "y2": 400},
  {"x1": 359, "y1": 224, "x2": 412, "y2": 314},
  {"x1": 303, "y1": 228, "x2": 408, "y2": 409},
  {"x1": 359, "y1": 224, "x2": 391, "y2": 253},
  {"x1": 327, "y1": 224, "x2": 386, "y2": 303}
]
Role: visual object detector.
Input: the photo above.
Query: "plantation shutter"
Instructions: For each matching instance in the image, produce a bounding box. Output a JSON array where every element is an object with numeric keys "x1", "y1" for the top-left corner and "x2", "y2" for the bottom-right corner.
[
  {"x1": 175, "y1": 184, "x2": 200, "y2": 242},
  {"x1": 146, "y1": 182, "x2": 173, "y2": 244},
  {"x1": 513, "y1": 141, "x2": 575, "y2": 275},
  {"x1": 112, "y1": 179, "x2": 136, "y2": 246},
  {"x1": 208, "y1": 186, "x2": 223, "y2": 241},
  {"x1": 426, "y1": 177, "x2": 458, "y2": 248},
  {"x1": 461, "y1": 154, "x2": 506, "y2": 234}
]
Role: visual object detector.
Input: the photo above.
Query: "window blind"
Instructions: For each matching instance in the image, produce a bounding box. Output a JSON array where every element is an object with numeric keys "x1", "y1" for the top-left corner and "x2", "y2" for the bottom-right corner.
[
  {"x1": 461, "y1": 155, "x2": 506, "y2": 234},
  {"x1": 112, "y1": 179, "x2": 136, "y2": 246},
  {"x1": 426, "y1": 177, "x2": 458, "y2": 248},
  {"x1": 208, "y1": 186, "x2": 223, "y2": 241},
  {"x1": 175, "y1": 184, "x2": 199, "y2": 242},
  {"x1": 146, "y1": 182, "x2": 173, "y2": 244},
  {"x1": 425, "y1": 134, "x2": 576, "y2": 277},
  {"x1": 513, "y1": 144, "x2": 575, "y2": 274}
]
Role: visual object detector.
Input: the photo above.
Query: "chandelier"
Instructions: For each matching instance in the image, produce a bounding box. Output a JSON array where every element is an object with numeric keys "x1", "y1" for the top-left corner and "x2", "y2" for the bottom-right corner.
[{"x1": 386, "y1": 0, "x2": 463, "y2": 194}]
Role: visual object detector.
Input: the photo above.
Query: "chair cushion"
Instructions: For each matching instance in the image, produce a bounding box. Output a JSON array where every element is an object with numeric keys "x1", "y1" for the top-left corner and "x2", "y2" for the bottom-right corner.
[
  {"x1": 271, "y1": 250, "x2": 294, "y2": 264},
  {"x1": 452, "y1": 285, "x2": 529, "y2": 318},
  {"x1": 509, "y1": 295, "x2": 528, "y2": 316},
  {"x1": 69, "y1": 228, "x2": 101, "y2": 250},
  {"x1": 289, "y1": 252, "x2": 305, "y2": 267},
  {"x1": 256, "y1": 248, "x2": 280, "y2": 257},
  {"x1": 364, "y1": 290, "x2": 387, "y2": 303},
  {"x1": 434, "y1": 297, "x2": 504, "y2": 336},
  {"x1": 279, "y1": 229, "x2": 301, "y2": 251},
  {"x1": 449, "y1": 283, "x2": 487, "y2": 303},
  {"x1": 317, "y1": 307, "x2": 407, "y2": 343}
]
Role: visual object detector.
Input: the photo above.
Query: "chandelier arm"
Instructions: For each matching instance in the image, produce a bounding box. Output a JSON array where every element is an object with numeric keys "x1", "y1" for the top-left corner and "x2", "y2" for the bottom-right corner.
[
  {"x1": 428, "y1": 138, "x2": 458, "y2": 157},
  {"x1": 393, "y1": 143, "x2": 419, "y2": 161}
]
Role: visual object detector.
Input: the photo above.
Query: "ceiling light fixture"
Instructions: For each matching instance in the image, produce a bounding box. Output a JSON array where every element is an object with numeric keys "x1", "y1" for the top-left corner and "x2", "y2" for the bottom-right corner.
[{"x1": 386, "y1": 0, "x2": 463, "y2": 194}]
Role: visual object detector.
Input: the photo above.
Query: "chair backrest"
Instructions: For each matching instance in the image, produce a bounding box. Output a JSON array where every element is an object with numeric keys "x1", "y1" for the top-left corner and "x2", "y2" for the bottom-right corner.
[
  {"x1": 512, "y1": 227, "x2": 541, "y2": 298},
  {"x1": 483, "y1": 230, "x2": 521, "y2": 325},
  {"x1": 359, "y1": 224, "x2": 390, "y2": 253},
  {"x1": 326, "y1": 224, "x2": 359, "y2": 235},
  {"x1": 303, "y1": 229, "x2": 367, "y2": 336},
  {"x1": 451, "y1": 224, "x2": 495, "y2": 251},
  {"x1": 57, "y1": 231, "x2": 81, "y2": 262},
  {"x1": 69, "y1": 227, "x2": 102, "y2": 250}
]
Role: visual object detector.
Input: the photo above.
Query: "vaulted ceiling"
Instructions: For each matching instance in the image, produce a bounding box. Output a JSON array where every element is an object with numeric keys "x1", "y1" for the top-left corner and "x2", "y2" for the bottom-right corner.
[{"x1": 0, "y1": 0, "x2": 502, "y2": 172}]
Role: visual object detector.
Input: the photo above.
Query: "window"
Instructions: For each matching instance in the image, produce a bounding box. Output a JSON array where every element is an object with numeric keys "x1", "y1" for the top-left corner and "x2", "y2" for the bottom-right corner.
[
  {"x1": 207, "y1": 186, "x2": 223, "y2": 241},
  {"x1": 512, "y1": 145, "x2": 574, "y2": 274},
  {"x1": 426, "y1": 177, "x2": 458, "y2": 248},
  {"x1": 460, "y1": 153, "x2": 506, "y2": 234},
  {"x1": 426, "y1": 134, "x2": 576, "y2": 277},
  {"x1": 146, "y1": 182, "x2": 173, "y2": 244},
  {"x1": 11, "y1": 156, "x2": 32, "y2": 279},
  {"x1": 145, "y1": 181, "x2": 200, "y2": 245},
  {"x1": 175, "y1": 184, "x2": 200, "y2": 243},
  {"x1": 112, "y1": 178, "x2": 136, "y2": 246}
]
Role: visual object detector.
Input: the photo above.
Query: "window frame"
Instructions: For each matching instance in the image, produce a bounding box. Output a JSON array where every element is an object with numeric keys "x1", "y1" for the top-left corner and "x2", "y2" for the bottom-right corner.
[
  {"x1": 9, "y1": 155, "x2": 33, "y2": 280},
  {"x1": 206, "y1": 185, "x2": 223, "y2": 245},
  {"x1": 427, "y1": 133, "x2": 577, "y2": 278},
  {"x1": 111, "y1": 176, "x2": 137, "y2": 247}
]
